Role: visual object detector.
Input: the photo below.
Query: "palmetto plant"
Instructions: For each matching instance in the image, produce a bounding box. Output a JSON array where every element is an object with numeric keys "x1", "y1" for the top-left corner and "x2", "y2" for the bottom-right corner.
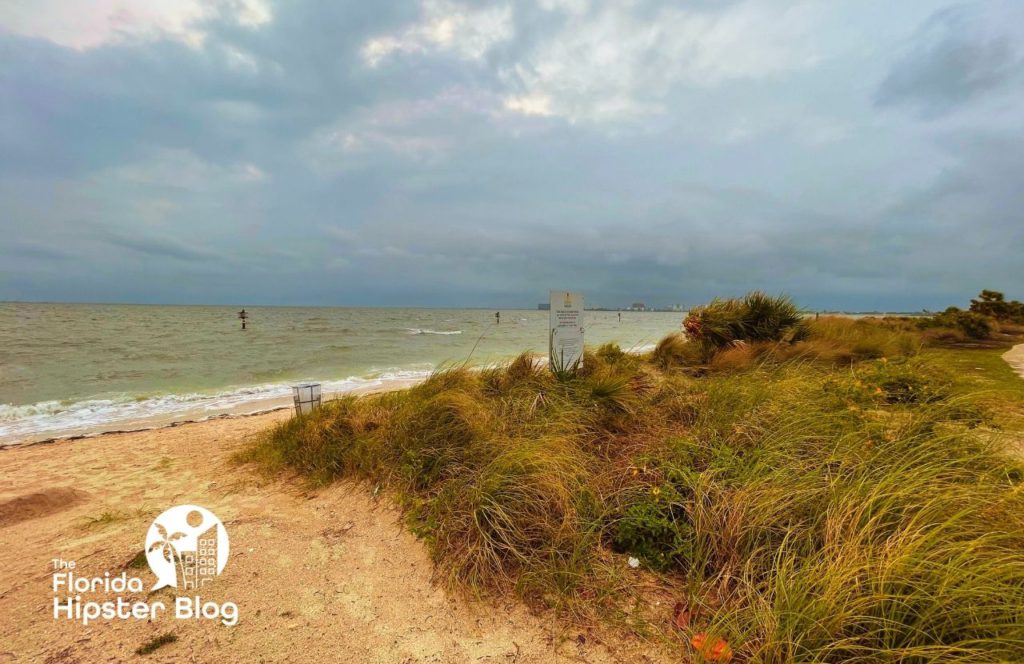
[
  {"x1": 549, "y1": 328, "x2": 582, "y2": 379},
  {"x1": 684, "y1": 291, "x2": 807, "y2": 348},
  {"x1": 148, "y1": 523, "x2": 186, "y2": 585}
]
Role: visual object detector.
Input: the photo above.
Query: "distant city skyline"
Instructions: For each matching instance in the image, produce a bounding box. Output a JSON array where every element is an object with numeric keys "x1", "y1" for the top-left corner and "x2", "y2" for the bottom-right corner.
[{"x1": 2, "y1": 0, "x2": 1022, "y2": 311}]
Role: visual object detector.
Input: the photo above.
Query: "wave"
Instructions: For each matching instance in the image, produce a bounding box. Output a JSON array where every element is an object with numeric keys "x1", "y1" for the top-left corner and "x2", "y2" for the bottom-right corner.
[
  {"x1": 0, "y1": 369, "x2": 432, "y2": 446},
  {"x1": 406, "y1": 328, "x2": 463, "y2": 335}
]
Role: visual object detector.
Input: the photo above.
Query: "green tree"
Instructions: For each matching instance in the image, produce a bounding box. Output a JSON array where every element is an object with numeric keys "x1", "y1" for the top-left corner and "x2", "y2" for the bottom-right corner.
[{"x1": 970, "y1": 290, "x2": 1024, "y2": 322}]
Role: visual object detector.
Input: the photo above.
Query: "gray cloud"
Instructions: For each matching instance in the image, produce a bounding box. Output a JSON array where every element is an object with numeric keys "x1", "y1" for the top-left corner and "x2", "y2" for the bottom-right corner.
[
  {"x1": 875, "y1": 3, "x2": 1024, "y2": 116},
  {"x1": 1, "y1": 0, "x2": 1023, "y2": 311},
  {"x1": 100, "y1": 231, "x2": 219, "y2": 262}
]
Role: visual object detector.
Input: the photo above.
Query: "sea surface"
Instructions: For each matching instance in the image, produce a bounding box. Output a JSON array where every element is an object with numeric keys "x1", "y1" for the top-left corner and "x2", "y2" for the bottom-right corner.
[{"x1": 0, "y1": 303, "x2": 685, "y2": 445}]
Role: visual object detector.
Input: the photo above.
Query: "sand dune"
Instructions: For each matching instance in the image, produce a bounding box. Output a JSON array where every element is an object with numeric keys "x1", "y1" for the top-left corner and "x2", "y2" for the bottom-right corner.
[{"x1": 0, "y1": 411, "x2": 667, "y2": 663}]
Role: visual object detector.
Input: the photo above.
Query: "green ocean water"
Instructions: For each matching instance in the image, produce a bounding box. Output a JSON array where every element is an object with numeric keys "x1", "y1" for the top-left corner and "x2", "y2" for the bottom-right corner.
[{"x1": 0, "y1": 303, "x2": 685, "y2": 444}]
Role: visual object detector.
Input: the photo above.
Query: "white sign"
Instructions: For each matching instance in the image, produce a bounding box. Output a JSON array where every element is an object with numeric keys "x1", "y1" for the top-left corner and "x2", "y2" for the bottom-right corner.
[{"x1": 549, "y1": 290, "x2": 584, "y2": 373}]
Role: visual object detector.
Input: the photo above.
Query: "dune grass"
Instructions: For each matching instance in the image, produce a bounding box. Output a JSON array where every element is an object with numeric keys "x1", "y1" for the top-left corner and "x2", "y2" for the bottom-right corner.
[{"x1": 238, "y1": 310, "x2": 1024, "y2": 661}]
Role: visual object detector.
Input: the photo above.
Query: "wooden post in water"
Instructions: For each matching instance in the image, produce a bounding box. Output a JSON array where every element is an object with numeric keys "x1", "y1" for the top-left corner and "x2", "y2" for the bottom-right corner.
[{"x1": 238, "y1": 308, "x2": 249, "y2": 330}]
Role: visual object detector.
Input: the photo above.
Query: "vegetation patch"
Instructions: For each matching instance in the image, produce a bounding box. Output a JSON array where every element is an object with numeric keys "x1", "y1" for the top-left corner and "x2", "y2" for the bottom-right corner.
[
  {"x1": 134, "y1": 632, "x2": 177, "y2": 656},
  {"x1": 238, "y1": 291, "x2": 1024, "y2": 661}
]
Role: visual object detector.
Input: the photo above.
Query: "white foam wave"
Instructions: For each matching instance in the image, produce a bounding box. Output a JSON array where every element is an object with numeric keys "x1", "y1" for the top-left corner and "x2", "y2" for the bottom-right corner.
[
  {"x1": 406, "y1": 328, "x2": 463, "y2": 335},
  {"x1": 0, "y1": 369, "x2": 431, "y2": 446}
]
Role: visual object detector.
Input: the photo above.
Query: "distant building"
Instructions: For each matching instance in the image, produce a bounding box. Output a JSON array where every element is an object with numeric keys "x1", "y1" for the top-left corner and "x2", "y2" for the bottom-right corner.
[
  {"x1": 180, "y1": 524, "x2": 219, "y2": 590},
  {"x1": 630, "y1": 302, "x2": 646, "y2": 311},
  {"x1": 537, "y1": 303, "x2": 550, "y2": 310}
]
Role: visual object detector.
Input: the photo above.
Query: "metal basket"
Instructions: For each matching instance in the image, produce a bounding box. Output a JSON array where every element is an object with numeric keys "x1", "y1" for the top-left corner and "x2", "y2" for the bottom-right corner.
[{"x1": 292, "y1": 383, "x2": 322, "y2": 415}]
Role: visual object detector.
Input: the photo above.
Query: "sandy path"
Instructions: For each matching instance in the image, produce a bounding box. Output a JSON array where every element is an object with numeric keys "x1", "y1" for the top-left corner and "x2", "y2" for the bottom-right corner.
[
  {"x1": 0, "y1": 412, "x2": 668, "y2": 663},
  {"x1": 1004, "y1": 343, "x2": 1024, "y2": 380}
]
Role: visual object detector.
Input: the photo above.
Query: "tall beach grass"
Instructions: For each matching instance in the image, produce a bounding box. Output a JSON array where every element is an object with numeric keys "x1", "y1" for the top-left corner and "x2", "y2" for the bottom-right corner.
[{"x1": 238, "y1": 294, "x2": 1024, "y2": 661}]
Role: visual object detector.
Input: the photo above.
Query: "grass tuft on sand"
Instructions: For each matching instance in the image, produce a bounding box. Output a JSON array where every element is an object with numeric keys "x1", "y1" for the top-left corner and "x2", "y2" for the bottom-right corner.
[
  {"x1": 134, "y1": 632, "x2": 177, "y2": 656},
  {"x1": 238, "y1": 294, "x2": 1024, "y2": 661}
]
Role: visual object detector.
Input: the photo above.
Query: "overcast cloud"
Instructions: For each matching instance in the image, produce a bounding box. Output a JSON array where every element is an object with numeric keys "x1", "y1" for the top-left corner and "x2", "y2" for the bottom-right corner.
[{"x1": 1, "y1": 0, "x2": 1022, "y2": 310}]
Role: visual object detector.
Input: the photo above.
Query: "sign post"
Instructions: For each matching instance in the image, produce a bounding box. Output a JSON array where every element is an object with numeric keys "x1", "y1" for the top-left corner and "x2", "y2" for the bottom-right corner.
[{"x1": 549, "y1": 290, "x2": 584, "y2": 375}]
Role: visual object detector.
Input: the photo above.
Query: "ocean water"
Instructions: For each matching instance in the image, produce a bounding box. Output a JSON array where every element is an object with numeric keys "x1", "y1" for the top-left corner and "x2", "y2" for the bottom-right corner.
[{"x1": 0, "y1": 303, "x2": 685, "y2": 445}]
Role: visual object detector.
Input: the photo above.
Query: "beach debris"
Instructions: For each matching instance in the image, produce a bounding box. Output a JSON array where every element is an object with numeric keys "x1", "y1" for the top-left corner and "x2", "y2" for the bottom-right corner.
[
  {"x1": 691, "y1": 633, "x2": 734, "y2": 663},
  {"x1": 627, "y1": 556, "x2": 640, "y2": 568}
]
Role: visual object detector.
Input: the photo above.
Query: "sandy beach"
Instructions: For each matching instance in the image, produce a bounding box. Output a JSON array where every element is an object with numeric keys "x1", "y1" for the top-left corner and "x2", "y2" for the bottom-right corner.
[{"x1": 0, "y1": 410, "x2": 670, "y2": 663}]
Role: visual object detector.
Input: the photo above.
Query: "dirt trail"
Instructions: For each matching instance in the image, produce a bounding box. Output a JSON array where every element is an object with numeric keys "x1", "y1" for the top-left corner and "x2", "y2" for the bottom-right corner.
[{"x1": 0, "y1": 412, "x2": 668, "y2": 663}]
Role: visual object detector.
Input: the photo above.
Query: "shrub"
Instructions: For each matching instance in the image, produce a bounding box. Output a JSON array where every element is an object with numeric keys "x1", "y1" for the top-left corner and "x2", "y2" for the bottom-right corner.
[
  {"x1": 919, "y1": 326, "x2": 967, "y2": 345},
  {"x1": 683, "y1": 292, "x2": 807, "y2": 349},
  {"x1": 925, "y1": 307, "x2": 993, "y2": 339},
  {"x1": 970, "y1": 289, "x2": 1024, "y2": 322}
]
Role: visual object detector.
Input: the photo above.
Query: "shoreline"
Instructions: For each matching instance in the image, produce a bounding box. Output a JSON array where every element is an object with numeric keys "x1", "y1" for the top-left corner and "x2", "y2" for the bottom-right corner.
[
  {"x1": 0, "y1": 405, "x2": 293, "y2": 450},
  {"x1": 0, "y1": 375, "x2": 428, "y2": 450},
  {"x1": 5, "y1": 341, "x2": 1022, "y2": 451},
  {"x1": 2, "y1": 344, "x2": 663, "y2": 449}
]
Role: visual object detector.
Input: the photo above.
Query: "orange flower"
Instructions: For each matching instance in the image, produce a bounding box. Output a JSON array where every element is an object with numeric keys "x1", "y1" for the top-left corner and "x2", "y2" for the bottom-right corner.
[{"x1": 691, "y1": 633, "x2": 734, "y2": 663}]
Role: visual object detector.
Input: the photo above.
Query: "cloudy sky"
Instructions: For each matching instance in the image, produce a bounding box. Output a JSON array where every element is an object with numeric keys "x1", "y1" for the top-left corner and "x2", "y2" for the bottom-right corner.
[{"x1": 1, "y1": 0, "x2": 1022, "y2": 310}]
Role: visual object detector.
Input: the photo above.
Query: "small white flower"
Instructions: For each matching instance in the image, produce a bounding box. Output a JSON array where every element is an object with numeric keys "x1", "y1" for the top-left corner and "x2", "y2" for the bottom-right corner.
[{"x1": 628, "y1": 557, "x2": 640, "y2": 568}]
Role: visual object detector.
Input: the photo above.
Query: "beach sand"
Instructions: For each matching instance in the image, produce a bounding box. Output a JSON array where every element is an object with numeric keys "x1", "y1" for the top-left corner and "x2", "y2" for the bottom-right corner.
[{"x1": 0, "y1": 411, "x2": 669, "y2": 663}]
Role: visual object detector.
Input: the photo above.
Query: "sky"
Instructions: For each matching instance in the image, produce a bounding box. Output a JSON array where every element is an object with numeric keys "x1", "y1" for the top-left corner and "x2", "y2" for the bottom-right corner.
[{"x1": 1, "y1": 0, "x2": 1022, "y2": 310}]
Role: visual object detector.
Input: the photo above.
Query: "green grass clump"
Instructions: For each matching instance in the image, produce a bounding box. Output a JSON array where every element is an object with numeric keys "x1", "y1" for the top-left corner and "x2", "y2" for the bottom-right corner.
[
  {"x1": 135, "y1": 632, "x2": 177, "y2": 656},
  {"x1": 238, "y1": 296, "x2": 1024, "y2": 660}
]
